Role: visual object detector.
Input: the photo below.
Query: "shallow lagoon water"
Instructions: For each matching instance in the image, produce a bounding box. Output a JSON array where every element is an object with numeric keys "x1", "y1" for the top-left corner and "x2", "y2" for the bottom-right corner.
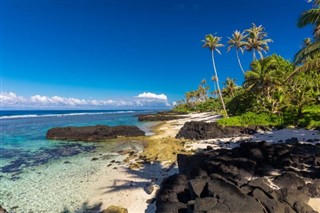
[{"x1": 0, "y1": 110, "x2": 153, "y2": 212}]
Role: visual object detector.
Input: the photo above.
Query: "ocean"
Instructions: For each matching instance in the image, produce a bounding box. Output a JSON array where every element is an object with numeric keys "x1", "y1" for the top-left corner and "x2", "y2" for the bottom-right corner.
[{"x1": 0, "y1": 110, "x2": 156, "y2": 212}]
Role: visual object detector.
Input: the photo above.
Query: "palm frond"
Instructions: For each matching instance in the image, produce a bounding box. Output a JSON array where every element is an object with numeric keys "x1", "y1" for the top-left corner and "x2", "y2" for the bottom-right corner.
[
  {"x1": 257, "y1": 51, "x2": 264, "y2": 59},
  {"x1": 288, "y1": 57, "x2": 320, "y2": 80},
  {"x1": 294, "y1": 40, "x2": 320, "y2": 64},
  {"x1": 297, "y1": 8, "x2": 320, "y2": 28},
  {"x1": 202, "y1": 34, "x2": 224, "y2": 53},
  {"x1": 216, "y1": 48, "x2": 222, "y2": 55},
  {"x1": 245, "y1": 71, "x2": 260, "y2": 79}
]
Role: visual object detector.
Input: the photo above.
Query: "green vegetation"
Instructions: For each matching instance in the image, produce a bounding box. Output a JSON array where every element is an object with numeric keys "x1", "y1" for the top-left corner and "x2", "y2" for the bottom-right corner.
[
  {"x1": 217, "y1": 112, "x2": 283, "y2": 127},
  {"x1": 173, "y1": 2, "x2": 320, "y2": 129}
]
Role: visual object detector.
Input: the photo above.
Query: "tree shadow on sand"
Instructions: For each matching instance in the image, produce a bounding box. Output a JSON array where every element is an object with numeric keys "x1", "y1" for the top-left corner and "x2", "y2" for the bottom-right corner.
[
  {"x1": 99, "y1": 161, "x2": 178, "y2": 213},
  {"x1": 61, "y1": 201, "x2": 103, "y2": 213}
]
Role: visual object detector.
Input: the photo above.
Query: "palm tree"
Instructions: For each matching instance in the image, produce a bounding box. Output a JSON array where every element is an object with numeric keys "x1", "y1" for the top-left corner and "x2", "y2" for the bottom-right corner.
[
  {"x1": 211, "y1": 75, "x2": 218, "y2": 98},
  {"x1": 292, "y1": 1, "x2": 320, "y2": 77},
  {"x1": 244, "y1": 23, "x2": 273, "y2": 60},
  {"x1": 297, "y1": 0, "x2": 320, "y2": 39},
  {"x1": 294, "y1": 40, "x2": 320, "y2": 65},
  {"x1": 227, "y1": 30, "x2": 247, "y2": 75},
  {"x1": 223, "y1": 78, "x2": 237, "y2": 98},
  {"x1": 198, "y1": 79, "x2": 209, "y2": 101},
  {"x1": 244, "y1": 57, "x2": 278, "y2": 98},
  {"x1": 304, "y1": 37, "x2": 312, "y2": 47},
  {"x1": 202, "y1": 34, "x2": 229, "y2": 117},
  {"x1": 244, "y1": 57, "x2": 284, "y2": 113}
]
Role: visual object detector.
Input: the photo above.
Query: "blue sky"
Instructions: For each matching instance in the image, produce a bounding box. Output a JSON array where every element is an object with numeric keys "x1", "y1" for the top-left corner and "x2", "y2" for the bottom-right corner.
[{"x1": 1, "y1": 0, "x2": 314, "y2": 109}]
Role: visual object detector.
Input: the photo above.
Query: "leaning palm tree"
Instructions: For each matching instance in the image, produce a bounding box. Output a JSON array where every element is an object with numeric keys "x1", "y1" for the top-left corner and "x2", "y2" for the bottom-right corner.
[
  {"x1": 297, "y1": 0, "x2": 320, "y2": 39},
  {"x1": 295, "y1": 0, "x2": 320, "y2": 64},
  {"x1": 227, "y1": 30, "x2": 247, "y2": 75},
  {"x1": 244, "y1": 23, "x2": 273, "y2": 60},
  {"x1": 292, "y1": 1, "x2": 320, "y2": 76},
  {"x1": 202, "y1": 34, "x2": 228, "y2": 117},
  {"x1": 304, "y1": 37, "x2": 312, "y2": 47}
]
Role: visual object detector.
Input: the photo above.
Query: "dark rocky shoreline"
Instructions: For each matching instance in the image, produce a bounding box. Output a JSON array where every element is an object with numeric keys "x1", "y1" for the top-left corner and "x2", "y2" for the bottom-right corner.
[
  {"x1": 176, "y1": 121, "x2": 269, "y2": 140},
  {"x1": 137, "y1": 111, "x2": 188, "y2": 122},
  {"x1": 156, "y1": 141, "x2": 320, "y2": 213},
  {"x1": 46, "y1": 125, "x2": 145, "y2": 142}
]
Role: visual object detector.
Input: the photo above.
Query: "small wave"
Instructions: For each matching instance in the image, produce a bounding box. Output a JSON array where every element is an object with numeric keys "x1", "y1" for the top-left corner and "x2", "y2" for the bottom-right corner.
[
  {"x1": 0, "y1": 114, "x2": 39, "y2": 119},
  {"x1": 0, "y1": 111, "x2": 136, "y2": 120}
]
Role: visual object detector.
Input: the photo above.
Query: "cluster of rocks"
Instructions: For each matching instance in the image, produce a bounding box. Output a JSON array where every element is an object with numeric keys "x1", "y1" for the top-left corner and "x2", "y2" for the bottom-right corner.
[
  {"x1": 138, "y1": 111, "x2": 187, "y2": 122},
  {"x1": 176, "y1": 121, "x2": 269, "y2": 140},
  {"x1": 156, "y1": 142, "x2": 320, "y2": 213},
  {"x1": 46, "y1": 125, "x2": 145, "y2": 142}
]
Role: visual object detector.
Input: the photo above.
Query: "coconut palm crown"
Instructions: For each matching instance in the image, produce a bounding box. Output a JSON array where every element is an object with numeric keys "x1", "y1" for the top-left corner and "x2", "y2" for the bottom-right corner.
[
  {"x1": 227, "y1": 30, "x2": 247, "y2": 75},
  {"x1": 244, "y1": 23, "x2": 273, "y2": 60},
  {"x1": 202, "y1": 34, "x2": 224, "y2": 54}
]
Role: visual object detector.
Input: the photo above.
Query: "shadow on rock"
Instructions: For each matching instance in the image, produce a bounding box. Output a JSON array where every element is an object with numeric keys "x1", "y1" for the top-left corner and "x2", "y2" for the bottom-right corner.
[{"x1": 156, "y1": 142, "x2": 320, "y2": 213}]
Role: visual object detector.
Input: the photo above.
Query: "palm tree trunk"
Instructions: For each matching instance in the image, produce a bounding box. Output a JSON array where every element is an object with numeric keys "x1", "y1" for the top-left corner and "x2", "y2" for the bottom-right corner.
[
  {"x1": 253, "y1": 50, "x2": 257, "y2": 61},
  {"x1": 211, "y1": 50, "x2": 229, "y2": 118},
  {"x1": 236, "y1": 49, "x2": 245, "y2": 75},
  {"x1": 213, "y1": 82, "x2": 217, "y2": 98}
]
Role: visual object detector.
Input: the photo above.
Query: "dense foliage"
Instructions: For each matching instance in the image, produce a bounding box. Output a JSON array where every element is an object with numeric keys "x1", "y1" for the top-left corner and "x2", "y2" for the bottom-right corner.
[{"x1": 173, "y1": 3, "x2": 320, "y2": 128}]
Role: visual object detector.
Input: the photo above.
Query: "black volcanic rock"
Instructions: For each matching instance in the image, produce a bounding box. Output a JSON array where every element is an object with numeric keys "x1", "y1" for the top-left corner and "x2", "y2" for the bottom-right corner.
[
  {"x1": 156, "y1": 142, "x2": 320, "y2": 213},
  {"x1": 176, "y1": 121, "x2": 266, "y2": 140},
  {"x1": 46, "y1": 125, "x2": 145, "y2": 142},
  {"x1": 137, "y1": 111, "x2": 187, "y2": 121}
]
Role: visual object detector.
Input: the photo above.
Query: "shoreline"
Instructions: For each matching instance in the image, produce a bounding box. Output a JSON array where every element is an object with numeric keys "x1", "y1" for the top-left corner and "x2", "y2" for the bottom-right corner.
[
  {"x1": 1, "y1": 112, "x2": 319, "y2": 212},
  {"x1": 86, "y1": 112, "x2": 220, "y2": 212},
  {"x1": 86, "y1": 112, "x2": 320, "y2": 212}
]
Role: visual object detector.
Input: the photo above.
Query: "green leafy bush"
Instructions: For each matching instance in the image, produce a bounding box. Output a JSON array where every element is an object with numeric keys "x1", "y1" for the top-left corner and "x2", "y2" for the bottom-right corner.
[{"x1": 217, "y1": 112, "x2": 283, "y2": 127}]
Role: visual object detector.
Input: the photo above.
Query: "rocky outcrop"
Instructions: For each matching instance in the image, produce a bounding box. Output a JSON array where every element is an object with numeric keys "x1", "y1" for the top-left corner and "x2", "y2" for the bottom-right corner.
[
  {"x1": 46, "y1": 125, "x2": 145, "y2": 142},
  {"x1": 176, "y1": 121, "x2": 267, "y2": 140},
  {"x1": 138, "y1": 111, "x2": 187, "y2": 122},
  {"x1": 156, "y1": 142, "x2": 320, "y2": 213}
]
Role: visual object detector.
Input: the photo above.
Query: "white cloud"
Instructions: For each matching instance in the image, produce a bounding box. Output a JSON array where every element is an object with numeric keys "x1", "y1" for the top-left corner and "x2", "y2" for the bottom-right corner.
[
  {"x1": 0, "y1": 91, "x2": 172, "y2": 109},
  {"x1": 137, "y1": 92, "x2": 167, "y2": 100}
]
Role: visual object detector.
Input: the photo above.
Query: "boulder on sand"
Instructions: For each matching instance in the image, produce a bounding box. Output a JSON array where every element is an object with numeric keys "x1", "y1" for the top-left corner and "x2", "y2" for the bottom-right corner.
[
  {"x1": 46, "y1": 125, "x2": 145, "y2": 142},
  {"x1": 176, "y1": 121, "x2": 266, "y2": 140},
  {"x1": 137, "y1": 111, "x2": 187, "y2": 121}
]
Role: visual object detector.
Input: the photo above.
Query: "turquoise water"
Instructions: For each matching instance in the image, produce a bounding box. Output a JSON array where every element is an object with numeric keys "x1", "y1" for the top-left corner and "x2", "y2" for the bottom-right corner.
[{"x1": 0, "y1": 110, "x2": 154, "y2": 212}]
